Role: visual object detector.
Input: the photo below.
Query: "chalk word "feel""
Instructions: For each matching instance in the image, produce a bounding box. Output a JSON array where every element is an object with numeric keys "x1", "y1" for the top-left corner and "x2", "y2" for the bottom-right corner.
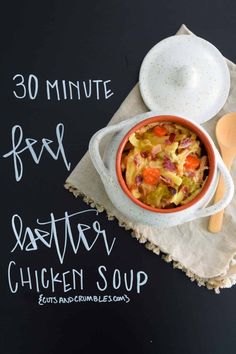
[{"x1": 3, "y1": 123, "x2": 71, "y2": 181}]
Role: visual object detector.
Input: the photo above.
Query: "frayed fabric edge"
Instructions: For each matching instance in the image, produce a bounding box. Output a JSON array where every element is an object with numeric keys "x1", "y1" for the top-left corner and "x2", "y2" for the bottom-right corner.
[{"x1": 64, "y1": 181, "x2": 236, "y2": 294}]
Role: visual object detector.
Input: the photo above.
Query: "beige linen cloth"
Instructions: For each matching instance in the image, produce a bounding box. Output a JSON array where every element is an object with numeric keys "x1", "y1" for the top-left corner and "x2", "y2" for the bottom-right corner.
[{"x1": 65, "y1": 25, "x2": 236, "y2": 292}]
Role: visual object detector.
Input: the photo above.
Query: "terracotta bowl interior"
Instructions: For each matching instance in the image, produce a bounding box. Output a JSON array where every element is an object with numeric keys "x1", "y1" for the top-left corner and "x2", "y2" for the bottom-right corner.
[{"x1": 116, "y1": 115, "x2": 216, "y2": 214}]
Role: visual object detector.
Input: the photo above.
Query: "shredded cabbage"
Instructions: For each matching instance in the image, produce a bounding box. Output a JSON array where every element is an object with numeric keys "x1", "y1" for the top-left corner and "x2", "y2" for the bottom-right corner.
[{"x1": 122, "y1": 122, "x2": 209, "y2": 209}]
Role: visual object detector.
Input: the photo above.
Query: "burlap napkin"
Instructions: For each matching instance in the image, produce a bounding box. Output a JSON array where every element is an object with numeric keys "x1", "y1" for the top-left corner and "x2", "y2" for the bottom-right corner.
[{"x1": 65, "y1": 24, "x2": 236, "y2": 292}]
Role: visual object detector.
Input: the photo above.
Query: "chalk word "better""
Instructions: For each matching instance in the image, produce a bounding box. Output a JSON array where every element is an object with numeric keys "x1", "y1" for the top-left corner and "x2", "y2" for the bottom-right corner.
[{"x1": 11, "y1": 209, "x2": 116, "y2": 264}]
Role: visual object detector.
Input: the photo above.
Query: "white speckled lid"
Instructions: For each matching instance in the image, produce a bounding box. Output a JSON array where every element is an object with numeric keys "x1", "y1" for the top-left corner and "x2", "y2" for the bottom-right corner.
[{"x1": 139, "y1": 35, "x2": 230, "y2": 124}]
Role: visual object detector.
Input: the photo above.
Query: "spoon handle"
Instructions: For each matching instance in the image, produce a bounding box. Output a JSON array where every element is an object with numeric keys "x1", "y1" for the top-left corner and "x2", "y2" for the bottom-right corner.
[
  {"x1": 208, "y1": 175, "x2": 225, "y2": 233},
  {"x1": 208, "y1": 153, "x2": 233, "y2": 233}
]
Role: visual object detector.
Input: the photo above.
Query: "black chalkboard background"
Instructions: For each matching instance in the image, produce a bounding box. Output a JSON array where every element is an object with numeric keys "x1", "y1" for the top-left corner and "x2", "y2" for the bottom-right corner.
[{"x1": 1, "y1": 1, "x2": 236, "y2": 354}]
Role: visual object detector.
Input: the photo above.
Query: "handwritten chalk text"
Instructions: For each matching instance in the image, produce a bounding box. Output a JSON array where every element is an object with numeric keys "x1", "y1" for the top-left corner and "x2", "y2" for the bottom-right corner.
[
  {"x1": 8, "y1": 262, "x2": 84, "y2": 293},
  {"x1": 38, "y1": 294, "x2": 131, "y2": 305},
  {"x1": 13, "y1": 74, "x2": 114, "y2": 101},
  {"x1": 3, "y1": 123, "x2": 71, "y2": 181},
  {"x1": 8, "y1": 263, "x2": 148, "y2": 294},
  {"x1": 10, "y1": 209, "x2": 116, "y2": 264}
]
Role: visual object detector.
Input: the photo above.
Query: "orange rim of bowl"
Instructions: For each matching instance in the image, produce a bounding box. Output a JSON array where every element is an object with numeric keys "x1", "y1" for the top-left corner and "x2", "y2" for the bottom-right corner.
[{"x1": 116, "y1": 115, "x2": 216, "y2": 214}]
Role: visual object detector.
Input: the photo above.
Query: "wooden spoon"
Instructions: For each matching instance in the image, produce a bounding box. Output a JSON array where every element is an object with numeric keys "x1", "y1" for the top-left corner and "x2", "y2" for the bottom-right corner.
[{"x1": 208, "y1": 112, "x2": 236, "y2": 233}]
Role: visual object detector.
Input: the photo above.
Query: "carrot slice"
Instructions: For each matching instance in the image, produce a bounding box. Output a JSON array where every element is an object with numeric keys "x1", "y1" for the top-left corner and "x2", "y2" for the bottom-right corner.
[
  {"x1": 153, "y1": 126, "x2": 167, "y2": 137},
  {"x1": 184, "y1": 155, "x2": 200, "y2": 170},
  {"x1": 142, "y1": 167, "x2": 160, "y2": 185}
]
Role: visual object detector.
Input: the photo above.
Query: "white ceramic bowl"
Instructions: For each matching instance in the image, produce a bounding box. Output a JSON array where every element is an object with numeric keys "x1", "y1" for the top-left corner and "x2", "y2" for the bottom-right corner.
[{"x1": 89, "y1": 112, "x2": 234, "y2": 228}]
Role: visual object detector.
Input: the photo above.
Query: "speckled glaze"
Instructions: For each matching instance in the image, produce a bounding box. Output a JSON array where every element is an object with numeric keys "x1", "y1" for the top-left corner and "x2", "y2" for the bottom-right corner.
[
  {"x1": 139, "y1": 35, "x2": 230, "y2": 124},
  {"x1": 89, "y1": 112, "x2": 234, "y2": 228}
]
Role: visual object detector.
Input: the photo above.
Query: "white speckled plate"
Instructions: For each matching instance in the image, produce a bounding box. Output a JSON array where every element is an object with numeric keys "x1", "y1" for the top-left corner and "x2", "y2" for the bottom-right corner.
[{"x1": 139, "y1": 35, "x2": 230, "y2": 124}]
